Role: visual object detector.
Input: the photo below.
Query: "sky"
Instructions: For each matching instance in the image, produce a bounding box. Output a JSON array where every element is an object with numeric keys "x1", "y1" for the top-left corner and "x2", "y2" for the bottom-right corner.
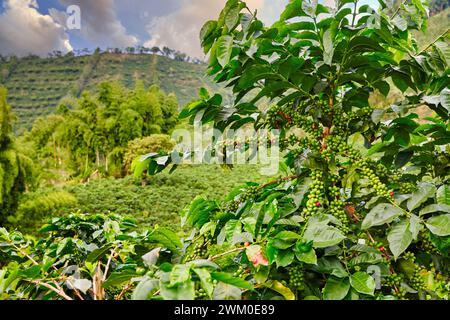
[{"x1": 0, "y1": 0, "x2": 378, "y2": 59}]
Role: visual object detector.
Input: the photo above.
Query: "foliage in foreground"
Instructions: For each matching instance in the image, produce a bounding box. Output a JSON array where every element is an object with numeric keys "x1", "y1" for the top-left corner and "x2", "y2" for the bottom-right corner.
[{"x1": 135, "y1": 0, "x2": 450, "y2": 300}]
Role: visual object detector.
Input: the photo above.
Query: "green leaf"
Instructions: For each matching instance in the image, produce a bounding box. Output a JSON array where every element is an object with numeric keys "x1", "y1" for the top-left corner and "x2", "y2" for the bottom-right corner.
[
  {"x1": 169, "y1": 264, "x2": 191, "y2": 287},
  {"x1": 295, "y1": 248, "x2": 317, "y2": 265},
  {"x1": 56, "y1": 238, "x2": 72, "y2": 255},
  {"x1": 225, "y1": 4, "x2": 241, "y2": 31},
  {"x1": 0, "y1": 228, "x2": 9, "y2": 240},
  {"x1": 304, "y1": 224, "x2": 345, "y2": 248},
  {"x1": 216, "y1": 35, "x2": 234, "y2": 67},
  {"x1": 440, "y1": 88, "x2": 450, "y2": 113},
  {"x1": 407, "y1": 183, "x2": 436, "y2": 211},
  {"x1": 213, "y1": 282, "x2": 241, "y2": 300},
  {"x1": 142, "y1": 248, "x2": 161, "y2": 267},
  {"x1": 392, "y1": 15, "x2": 407, "y2": 31},
  {"x1": 266, "y1": 280, "x2": 295, "y2": 300},
  {"x1": 200, "y1": 20, "x2": 217, "y2": 43},
  {"x1": 436, "y1": 185, "x2": 450, "y2": 205},
  {"x1": 387, "y1": 219, "x2": 413, "y2": 259},
  {"x1": 362, "y1": 203, "x2": 403, "y2": 229},
  {"x1": 148, "y1": 228, "x2": 181, "y2": 252},
  {"x1": 323, "y1": 29, "x2": 334, "y2": 65},
  {"x1": 395, "y1": 150, "x2": 413, "y2": 168},
  {"x1": 425, "y1": 215, "x2": 450, "y2": 236},
  {"x1": 347, "y1": 133, "x2": 367, "y2": 155},
  {"x1": 189, "y1": 259, "x2": 219, "y2": 270},
  {"x1": 420, "y1": 204, "x2": 450, "y2": 216},
  {"x1": 409, "y1": 214, "x2": 422, "y2": 240},
  {"x1": 280, "y1": 0, "x2": 304, "y2": 21},
  {"x1": 86, "y1": 243, "x2": 113, "y2": 263},
  {"x1": 349, "y1": 272, "x2": 375, "y2": 296},
  {"x1": 103, "y1": 270, "x2": 138, "y2": 288},
  {"x1": 211, "y1": 272, "x2": 253, "y2": 290},
  {"x1": 349, "y1": 252, "x2": 383, "y2": 266},
  {"x1": 193, "y1": 268, "x2": 214, "y2": 297},
  {"x1": 276, "y1": 249, "x2": 295, "y2": 267},
  {"x1": 274, "y1": 230, "x2": 301, "y2": 242},
  {"x1": 323, "y1": 277, "x2": 350, "y2": 300},
  {"x1": 160, "y1": 279, "x2": 195, "y2": 300},
  {"x1": 312, "y1": 257, "x2": 348, "y2": 278},
  {"x1": 132, "y1": 278, "x2": 159, "y2": 300}
]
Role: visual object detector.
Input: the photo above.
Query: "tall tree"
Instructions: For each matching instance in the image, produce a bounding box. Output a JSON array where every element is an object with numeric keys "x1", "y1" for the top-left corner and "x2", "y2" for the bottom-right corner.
[{"x1": 0, "y1": 87, "x2": 35, "y2": 223}]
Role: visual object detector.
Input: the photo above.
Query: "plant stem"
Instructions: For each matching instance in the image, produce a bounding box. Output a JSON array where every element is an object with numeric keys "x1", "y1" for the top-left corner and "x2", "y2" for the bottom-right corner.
[
  {"x1": 116, "y1": 281, "x2": 133, "y2": 300},
  {"x1": 209, "y1": 246, "x2": 246, "y2": 261},
  {"x1": 418, "y1": 27, "x2": 450, "y2": 54},
  {"x1": 258, "y1": 175, "x2": 299, "y2": 190},
  {"x1": 30, "y1": 280, "x2": 73, "y2": 301}
]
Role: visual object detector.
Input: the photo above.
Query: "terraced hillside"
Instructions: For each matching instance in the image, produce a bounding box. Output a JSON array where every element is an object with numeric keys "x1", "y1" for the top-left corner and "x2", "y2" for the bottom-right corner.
[{"x1": 0, "y1": 53, "x2": 224, "y2": 133}]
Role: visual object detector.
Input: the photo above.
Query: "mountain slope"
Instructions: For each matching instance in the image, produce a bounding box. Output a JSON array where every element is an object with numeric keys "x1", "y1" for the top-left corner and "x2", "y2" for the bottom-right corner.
[{"x1": 0, "y1": 53, "x2": 224, "y2": 133}]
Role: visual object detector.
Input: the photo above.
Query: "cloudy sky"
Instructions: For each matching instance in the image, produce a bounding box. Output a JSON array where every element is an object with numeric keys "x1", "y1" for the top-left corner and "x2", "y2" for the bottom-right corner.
[{"x1": 0, "y1": 0, "x2": 377, "y2": 58}]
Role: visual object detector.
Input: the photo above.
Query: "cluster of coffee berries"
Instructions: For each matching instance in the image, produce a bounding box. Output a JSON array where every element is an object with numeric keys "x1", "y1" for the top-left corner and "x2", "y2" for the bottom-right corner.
[
  {"x1": 240, "y1": 186, "x2": 260, "y2": 202},
  {"x1": 290, "y1": 146, "x2": 307, "y2": 159},
  {"x1": 368, "y1": 240, "x2": 385, "y2": 250},
  {"x1": 185, "y1": 240, "x2": 209, "y2": 261},
  {"x1": 320, "y1": 100, "x2": 332, "y2": 115},
  {"x1": 267, "y1": 105, "x2": 293, "y2": 128},
  {"x1": 409, "y1": 266, "x2": 426, "y2": 291},
  {"x1": 280, "y1": 134, "x2": 302, "y2": 149},
  {"x1": 307, "y1": 136, "x2": 321, "y2": 151},
  {"x1": 329, "y1": 198, "x2": 350, "y2": 233},
  {"x1": 375, "y1": 163, "x2": 389, "y2": 177},
  {"x1": 325, "y1": 135, "x2": 347, "y2": 152},
  {"x1": 195, "y1": 287, "x2": 208, "y2": 299},
  {"x1": 290, "y1": 113, "x2": 312, "y2": 130},
  {"x1": 347, "y1": 149, "x2": 361, "y2": 163},
  {"x1": 419, "y1": 231, "x2": 439, "y2": 254},
  {"x1": 226, "y1": 200, "x2": 239, "y2": 213},
  {"x1": 289, "y1": 265, "x2": 304, "y2": 290},
  {"x1": 384, "y1": 273, "x2": 403, "y2": 288},
  {"x1": 399, "y1": 182, "x2": 415, "y2": 194},
  {"x1": 358, "y1": 160, "x2": 391, "y2": 198},
  {"x1": 304, "y1": 170, "x2": 324, "y2": 216},
  {"x1": 393, "y1": 287, "x2": 407, "y2": 300},
  {"x1": 358, "y1": 106, "x2": 374, "y2": 118},
  {"x1": 233, "y1": 266, "x2": 247, "y2": 279},
  {"x1": 404, "y1": 251, "x2": 415, "y2": 262}
]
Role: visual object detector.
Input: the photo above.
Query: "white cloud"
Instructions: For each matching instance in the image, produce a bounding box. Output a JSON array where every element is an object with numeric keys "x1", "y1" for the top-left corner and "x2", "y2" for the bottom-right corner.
[
  {"x1": 58, "y1": 0, "x2": 138, "y2": 48},
  {"x1": 144, "y1": 0, "x2": 285, "y2": 59},
  {"x1": 0, "y1": 0, "x2": 72, "y2": 57}
]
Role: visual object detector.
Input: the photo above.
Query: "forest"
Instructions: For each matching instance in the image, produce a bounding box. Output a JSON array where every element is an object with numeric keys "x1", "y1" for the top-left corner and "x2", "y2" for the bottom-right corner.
[{"x1": 0, "y1": 0, "x2": 449, "y2": 301}]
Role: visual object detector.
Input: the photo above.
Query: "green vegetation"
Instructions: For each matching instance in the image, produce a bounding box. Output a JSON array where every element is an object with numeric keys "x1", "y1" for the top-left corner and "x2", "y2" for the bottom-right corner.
[
  {"x1": 9, "y1": 165, "x2": 266, "y2": 233},
  {"x1": 133, "y1": 0, "x2": 450, "y2": 300},
  {"x1": 22, "y1": 81, "x2": 178, "y2": 178},
  {"x1": 0, "y1": 53, "x2": 227, "y2": 133},
  {"x1": 0, "y1": 88, "x2": 36, "y2": 224},
  {"x1": 0, "y1": 0, "x2": 449, "y2": 301}
]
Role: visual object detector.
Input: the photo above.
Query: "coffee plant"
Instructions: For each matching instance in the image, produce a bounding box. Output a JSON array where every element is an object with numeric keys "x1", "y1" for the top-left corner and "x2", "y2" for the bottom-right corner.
[
  {"x1": 1, "y1": 0, "x2": 449, "y2": 300},
  {"x1": 134, "y1": 0, "x2": 450, "y2": 300},
  {"x1": 0, "y1": 213, "x2": 186, "y2": 300}
]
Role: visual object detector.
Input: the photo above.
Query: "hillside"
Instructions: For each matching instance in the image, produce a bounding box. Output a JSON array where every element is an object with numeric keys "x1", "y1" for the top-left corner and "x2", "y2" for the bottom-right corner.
[
  {"x1": 0, "y1": 53, "x2": 225, "y2": 133},
  {"x1": 414, "y1": 7, "x2": 450, "y2": 47}
]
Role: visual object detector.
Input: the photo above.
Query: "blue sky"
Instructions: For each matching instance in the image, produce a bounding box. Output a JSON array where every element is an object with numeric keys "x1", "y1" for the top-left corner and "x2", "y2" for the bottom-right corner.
[{"x1": 0, "y1": 0, "x2": 379, "y2": 58}]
